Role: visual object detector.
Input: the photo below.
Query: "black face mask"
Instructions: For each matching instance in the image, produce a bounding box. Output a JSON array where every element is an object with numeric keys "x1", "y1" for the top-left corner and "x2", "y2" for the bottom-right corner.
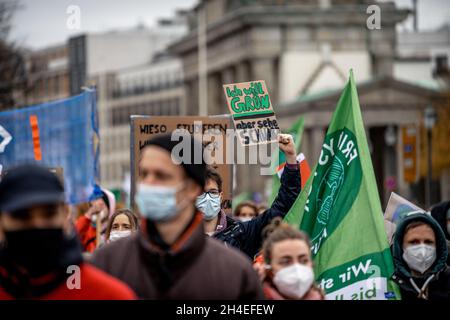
[{"x1": 4, "y1": 228, "x2": 67, "y2": 278}]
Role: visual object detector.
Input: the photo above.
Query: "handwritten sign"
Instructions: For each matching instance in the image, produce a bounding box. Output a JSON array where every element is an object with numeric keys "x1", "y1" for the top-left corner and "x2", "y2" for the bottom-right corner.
[
  {"x1": 223, "y1": 80, "x2": 280, "y2": 146},
  {"x1": 131, "y1": 115, "x2": 233, "y2": 214}
]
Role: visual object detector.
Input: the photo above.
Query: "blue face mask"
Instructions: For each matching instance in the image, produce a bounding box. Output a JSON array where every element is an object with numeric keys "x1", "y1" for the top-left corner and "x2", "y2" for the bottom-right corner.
[
  {"x1": 196, "y1": 193, "x2": 221, "y2": 220},
  {"x1": 135, "y1": 183, "x2": 185, "y2": 222}
]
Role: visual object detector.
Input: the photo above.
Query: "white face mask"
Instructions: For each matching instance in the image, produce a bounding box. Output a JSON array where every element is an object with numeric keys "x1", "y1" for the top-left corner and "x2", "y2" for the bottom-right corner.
[
  {"x1": 196, "y1": 193, "x2": 221, "y2": 221},
  {"x1": 109, "y1": 230, "x2": 132, "y2": 242},
  {"x1": 237, "y1": 216, "x2": 253, "y2": 223},
  {"x1": 273, "y1": 264, "x2": 315, "y2": 299},
  {"x1": 135, "y1": 183, "x2": 187, "y2": 222},
  {"x1": 402, "y1": 244, "x2": 437, "y2": 274}
]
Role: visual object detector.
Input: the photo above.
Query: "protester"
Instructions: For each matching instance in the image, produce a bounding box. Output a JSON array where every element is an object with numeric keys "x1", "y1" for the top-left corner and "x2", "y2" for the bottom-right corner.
[
  {"x1": 431, "y1": 201, "x2": 450, "y2": 265},
  {"x1": 104, "y1": 209, "x2": 139, "y2": 243},
  {"x1": 197, "y1": 133, "x2": 301, "y2": 259},
  {"x1": 260, "y1": 218, "x2": 325, "y2": 300},
  {"x1": 391, "y1": 212, "x2": 449, "y2": 300},
  {"x1": 234, "y1": 201, "x2": 258, "y2": 222},
  {"x1": 0, "y1": 164, "x2": 136, "y2": 299},
  {"x1": 75, "y1": 185, "x2": 116, "y2": 252},
  {"x1": 91, "y1": 134, "x2": 264, "y2": 299}
]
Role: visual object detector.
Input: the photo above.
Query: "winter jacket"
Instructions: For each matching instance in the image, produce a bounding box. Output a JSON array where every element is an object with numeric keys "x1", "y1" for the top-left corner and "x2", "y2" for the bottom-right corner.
[
  {"x1": 75, "y1": 215, "x2": 97, "y2": 253},
  {"x1": 214, "y1": 164, "x2": 301, "y2": 259},
  {"x1": 0, "y1": 234, "x2": 135, "y2": 300},
  {"x1": 391, "y1": 212, "x2": 449, "y2": 300},
  {"x1": 431, "y1": 201, "x2": 450, "y2": 265},
  {"x1": 91, "y1": 212, "x2": 265, "y2": 300}
]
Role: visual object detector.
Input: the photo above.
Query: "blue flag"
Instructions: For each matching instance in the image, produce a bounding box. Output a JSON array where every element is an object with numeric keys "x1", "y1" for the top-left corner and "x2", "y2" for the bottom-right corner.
[{"x1": 0, "y1": 89, "x2": 100, "y2": 204}]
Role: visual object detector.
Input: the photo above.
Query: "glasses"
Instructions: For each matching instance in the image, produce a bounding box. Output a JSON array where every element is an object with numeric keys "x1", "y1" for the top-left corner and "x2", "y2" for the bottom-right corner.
[{"x1": 197, "y1": 189, "x2": 220, "y2": 200}]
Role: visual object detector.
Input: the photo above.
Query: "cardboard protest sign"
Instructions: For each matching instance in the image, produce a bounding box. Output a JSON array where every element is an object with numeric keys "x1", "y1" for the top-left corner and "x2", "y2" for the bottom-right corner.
[
  {"x1": 384, "y1": 192, "x2": 424, "y2": 225},
  {"x1": 223, "y1": 80, "x2": 280, "y2": 146},
  {"x1": 130, "y1": 115, "x2": 233, "y2": 214}
]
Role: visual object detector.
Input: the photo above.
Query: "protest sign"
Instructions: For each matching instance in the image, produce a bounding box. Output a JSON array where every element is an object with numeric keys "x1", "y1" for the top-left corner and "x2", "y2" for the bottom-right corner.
[
  {"x1": 0, "y1": 90, "x2": 99, "y2": 204},
  {"x1": 130, "y1": 115, "x2": 233, "y2": 214},
  {"x1": 223, "y1": 80, "x2": 280, "y2": 146},
  {"x1": 384, "y1": 192, "x2": 424, "y2": 225},
  {"x1": 284, "y1": 70, "x2": 400, "y2": 300}
]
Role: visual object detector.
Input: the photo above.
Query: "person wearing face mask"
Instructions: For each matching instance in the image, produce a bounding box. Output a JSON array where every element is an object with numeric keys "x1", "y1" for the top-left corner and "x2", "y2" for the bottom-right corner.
[
  {"x1": 260, "y1": 218, "x2": 324, "y2": 300},
  {"x1": 0, "y1": 164, "x2": 136, "y2": 300},
  {"x1": 104, "y1": 209, "x2": 139, "y2": 244},
  {"x1": 91, "y1": 133, "x2": 264, "y2": 299},
  {"x1": 430, "y1": 201, "x2": 450, "y2": 265},
  {"x1": 233, "y1": 201, "x2": 259, "y2": 223},
  {"x1": 197, "y1": 133, "x2": 301, "y2": 259},
  {"x1": 391, "y1": 212, "x2": 449, "y2": 300}
]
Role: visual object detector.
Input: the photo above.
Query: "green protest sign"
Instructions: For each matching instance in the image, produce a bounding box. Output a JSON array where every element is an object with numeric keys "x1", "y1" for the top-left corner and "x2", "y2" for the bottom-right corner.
[{"x1": 223, "y1": 80, "x2": 280, "y2": 146}]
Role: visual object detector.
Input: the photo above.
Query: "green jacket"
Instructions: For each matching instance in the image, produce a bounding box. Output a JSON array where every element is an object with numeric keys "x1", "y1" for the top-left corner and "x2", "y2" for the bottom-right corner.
[{"x1": 391, "y1": 212, "x2": 449, "y2": 300}]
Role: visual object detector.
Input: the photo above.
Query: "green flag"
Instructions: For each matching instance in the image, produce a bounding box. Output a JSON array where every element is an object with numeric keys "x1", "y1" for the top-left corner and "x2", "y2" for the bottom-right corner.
[
  {"x1": 284, "y1": 70, "x2": 400, "y2": 300},
  {"x1": 269, "y1": 116, "x2": 305, "y2": 205}
]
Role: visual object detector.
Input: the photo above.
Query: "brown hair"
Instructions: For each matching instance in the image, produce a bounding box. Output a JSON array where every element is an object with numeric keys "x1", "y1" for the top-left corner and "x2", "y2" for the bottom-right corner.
[
  {"x1": 205, "y1": 166, "x2": 222, "y2": 192},
  {"x1": 405, "y1": 220, "x2": 430, "y2": 234},
  {"x1": 234, "y1": 201, "x2": 258, "y2": 217},
  {"x1": 105, "y1": 209, "x2": 139, "y2": 241},
  {"x1": 262, "y1": 217, "x2": 311, "y2": 264}
]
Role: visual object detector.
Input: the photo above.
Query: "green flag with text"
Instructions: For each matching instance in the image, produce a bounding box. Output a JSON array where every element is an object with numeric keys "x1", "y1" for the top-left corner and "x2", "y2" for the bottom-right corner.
[{"x1": 284, "y1": 70, "x2": 400, "y2": 300}]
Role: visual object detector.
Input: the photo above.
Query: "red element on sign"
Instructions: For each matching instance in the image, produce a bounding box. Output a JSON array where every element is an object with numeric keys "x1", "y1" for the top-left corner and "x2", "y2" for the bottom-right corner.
[{"x1": 29, "y1": 115, "x2": 42, "y2": 161}]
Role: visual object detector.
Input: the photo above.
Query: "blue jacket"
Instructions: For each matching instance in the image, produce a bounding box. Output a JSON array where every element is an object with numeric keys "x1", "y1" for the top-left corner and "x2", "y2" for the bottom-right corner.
[{"x1": 214, "y1": 165, "x2": 301, "y2": 259}]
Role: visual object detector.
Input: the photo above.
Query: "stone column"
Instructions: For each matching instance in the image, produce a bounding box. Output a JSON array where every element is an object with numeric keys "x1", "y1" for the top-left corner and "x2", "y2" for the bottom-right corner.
[
  {"x1": 252, "y1": 58, "x2": 276, "y2": 101},
  {"x1": 220, "y1": 67, "x2": 235, "y2": 114},
  {"x1": 235, "y1": 61, "x2": 250, "y2": 83},
  {"x1": 309, "y1": 126, "x2": 325, "y2": 165},
  {"x1": 441, "y1": 168, "x2": 450, "y2": 201}
]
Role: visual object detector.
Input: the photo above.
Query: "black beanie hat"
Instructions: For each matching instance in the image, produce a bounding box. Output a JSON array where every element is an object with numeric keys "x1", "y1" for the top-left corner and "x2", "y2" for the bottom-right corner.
[{"x1": 143, "y1": 133, "x2": 206, "y2": 188}]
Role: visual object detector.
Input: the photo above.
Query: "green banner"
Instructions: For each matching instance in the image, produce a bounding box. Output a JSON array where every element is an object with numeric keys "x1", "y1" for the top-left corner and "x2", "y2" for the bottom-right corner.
[{"x1": 284, "y1": 70, "x2": 400, "y2": 300}]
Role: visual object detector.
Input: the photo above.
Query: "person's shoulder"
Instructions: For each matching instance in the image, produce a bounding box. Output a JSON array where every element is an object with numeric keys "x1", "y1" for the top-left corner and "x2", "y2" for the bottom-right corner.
[
  {"x1": 204, "y1": 236, "x2": 253, "y2": 268},
  {"x1": 80, "y1": 263, "x2": 136, "y2": 299},
  {"x1": 92, "y1": 233, "x2": 138, "y2": 260}
]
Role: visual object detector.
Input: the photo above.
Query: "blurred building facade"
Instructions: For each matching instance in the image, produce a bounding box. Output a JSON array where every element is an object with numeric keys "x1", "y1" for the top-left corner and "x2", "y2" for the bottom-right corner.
[
  {"x1": 169, "y1": 0, "x2": 429, "y2": 204},
  {"x1": 95, "y1": 55, "x2": 185, "y2": 190},
  {"x1": 7, "y1": 1, "x2": 449, "y2": 206},
  {"x1": 14, "y1": 44, "x2": 70, "y2": 107},
  {"x1": 66, "y1": 12, "x2": 190, "y2": 193}
]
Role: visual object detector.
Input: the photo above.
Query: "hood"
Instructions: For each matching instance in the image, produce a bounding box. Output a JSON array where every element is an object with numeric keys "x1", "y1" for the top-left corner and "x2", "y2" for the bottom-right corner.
[
  {"x1": 430, "y1": 201, "x2": 450, "y2": 240},
  {"x1": 393, "y1": 212, "x2": 448, "y2": 279},
  {"x1": 101, "y1": 188, "x2": 116, "y2": 219},
  {"x1": 89, "y1": 185, "x2": 116, "y2": 218}
]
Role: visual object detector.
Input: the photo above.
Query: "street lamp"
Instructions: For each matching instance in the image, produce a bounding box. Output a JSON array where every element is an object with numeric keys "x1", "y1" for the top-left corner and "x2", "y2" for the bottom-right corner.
[{"x1": 424, "y1": 105, "x2": 437, "y2": 207}]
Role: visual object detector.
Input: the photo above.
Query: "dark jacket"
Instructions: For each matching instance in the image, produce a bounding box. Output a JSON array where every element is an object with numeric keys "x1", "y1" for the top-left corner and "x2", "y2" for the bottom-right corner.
[
  {"x1": 214, "y1": 164, "x2": 301, "y2": 259},
  {"x1": 431, "y1": 201, "x2": 450, "y2": 265},
  {"x1": 91, "y1": 212, "x2": 265, "y2": 300},
  {"x1": 391, "y1": 212, "x2": 449, "y2": 301}
]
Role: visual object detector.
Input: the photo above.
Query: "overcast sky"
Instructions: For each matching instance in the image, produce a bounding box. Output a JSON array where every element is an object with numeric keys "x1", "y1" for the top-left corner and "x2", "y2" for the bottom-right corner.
[{"x1": 8, "y1": 0, "x2": 450, "y2": 50}]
